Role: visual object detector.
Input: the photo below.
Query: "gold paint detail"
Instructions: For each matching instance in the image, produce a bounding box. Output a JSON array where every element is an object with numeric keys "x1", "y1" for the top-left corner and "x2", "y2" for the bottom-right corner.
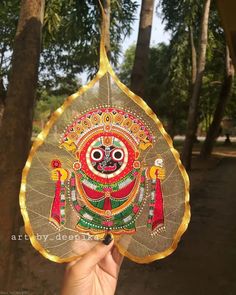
[{"x1": 19, "y1": 0, "x2": 190, "y2": 264}]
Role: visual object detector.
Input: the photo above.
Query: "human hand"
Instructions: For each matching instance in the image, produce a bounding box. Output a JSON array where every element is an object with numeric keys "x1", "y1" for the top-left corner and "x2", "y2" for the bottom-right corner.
[{"x1": 60, "y1": 234, "x2": 123, "y2": 295}]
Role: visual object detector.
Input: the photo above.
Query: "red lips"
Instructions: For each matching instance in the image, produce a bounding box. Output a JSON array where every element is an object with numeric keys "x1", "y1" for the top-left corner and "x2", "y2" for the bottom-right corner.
[{"x1": 97, "y1": 163, "x2": 117, "y2": 172}]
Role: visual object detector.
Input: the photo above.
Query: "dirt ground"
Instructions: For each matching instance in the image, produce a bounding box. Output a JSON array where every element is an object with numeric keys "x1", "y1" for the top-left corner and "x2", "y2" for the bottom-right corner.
[{"x1": 10, "y1": 145, "x2": 236, "y2": 294}]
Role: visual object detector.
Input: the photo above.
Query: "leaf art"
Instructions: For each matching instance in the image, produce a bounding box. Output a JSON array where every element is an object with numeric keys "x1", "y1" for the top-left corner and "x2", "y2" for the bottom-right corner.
[{"x1": 20, "y1": 5, "x2": 190, "y2": 264}]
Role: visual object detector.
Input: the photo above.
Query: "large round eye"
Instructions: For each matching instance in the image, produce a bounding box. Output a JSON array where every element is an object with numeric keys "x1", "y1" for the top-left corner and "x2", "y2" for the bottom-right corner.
[
  {"x1": 91, "y1": 148, "x2": 104, "y2": 162},
  {"x1": 111, "y1": 148, "x2": 124, "y2": 161}
]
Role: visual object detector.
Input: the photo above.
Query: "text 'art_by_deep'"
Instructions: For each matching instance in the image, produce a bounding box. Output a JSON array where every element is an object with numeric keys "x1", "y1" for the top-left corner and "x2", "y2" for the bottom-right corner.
[{"x1": 20, "y1": 3, "x2": 190, "y2": 264}]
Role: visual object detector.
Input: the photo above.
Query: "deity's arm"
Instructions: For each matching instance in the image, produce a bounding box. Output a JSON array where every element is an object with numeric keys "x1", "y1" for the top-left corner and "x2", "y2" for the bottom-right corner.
[
  {"x1": 50, "y1": 159, "x2": 69, "y2": 182},
  {"x1": 146, "y1": 158, "x2": 165, "y2": 233},
  {"x1": 146, "y1": 157, "x2": 166, "y2": 181},
  {"x1": 49, "y1": 160, "x2": 69, "y2": 228}
]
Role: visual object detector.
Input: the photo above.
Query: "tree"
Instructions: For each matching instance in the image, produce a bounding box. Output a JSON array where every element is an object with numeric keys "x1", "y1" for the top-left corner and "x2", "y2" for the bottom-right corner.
[
  {"x1": 181, "y1": 0, "x2": 212, "y2": 170},
  {"x1": 159, "y1": 0, "x2": 203, "y2": 138},
  {"x1": 119, "y1": 42, "x2": 189, "y2": 137},
  {"x1": 162, "y1": 31, "x2": 191, "y2": 138},
  {"x1": 41, "y1": 0, "x2": 138, "y2": 82},
  {"x1": 200, "y1": 45, "x2": 235, "y2": 158},
  {"x1": 0, "y1": 1, "x2": 138, "y2": 91},
  {"x1": 119, "y1": 44, "x2": 136, "y2": 85},
  {"x1": 0, "y1": 1, "x2": 19, "y2": 78},
  {"x1": 160, "y1": 0, "x2": 233, "y2": 155},
  {"x1": 120, "y1": 42, "x2": 170, "y2": 114},
  {"x1": 0, "y1": 0, "x2": 45, "y2": 289},
  {"x1": 102, "y1": 0, "x2": 111, "y2": 59},
  {"x1": 130, "y1": 0, "x2": 155, "y2": 98},
  {"x1": 0, "y1": 79, "x2": 6, "y2": 124},
  {"x1": 0, "y1": 1, "x2": 19, "y2": 123}
]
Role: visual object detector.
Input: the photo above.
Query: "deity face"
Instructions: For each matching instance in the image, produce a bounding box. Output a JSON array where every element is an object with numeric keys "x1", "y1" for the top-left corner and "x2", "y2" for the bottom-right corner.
[
  {"x1": 90, "y1": 145, "x2": 125, "y2": 174},
  {"x1": 76, "y1": 128, "x2": 139, "y2": 184},
  {"x1": 86, "y1": 136, "x2": 128, "y2": 177}
]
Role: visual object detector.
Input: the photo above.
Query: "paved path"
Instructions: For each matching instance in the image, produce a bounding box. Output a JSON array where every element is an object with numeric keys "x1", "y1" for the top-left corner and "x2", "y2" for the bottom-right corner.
[{"x1": 117, "y1": 157, "x2": 236, "y2": 295}]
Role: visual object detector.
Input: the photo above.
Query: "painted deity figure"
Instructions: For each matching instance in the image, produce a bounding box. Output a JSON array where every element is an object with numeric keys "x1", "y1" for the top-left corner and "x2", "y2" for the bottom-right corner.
[{"x1": 49, "y1": 107, "x2": 165, "y2": 235}]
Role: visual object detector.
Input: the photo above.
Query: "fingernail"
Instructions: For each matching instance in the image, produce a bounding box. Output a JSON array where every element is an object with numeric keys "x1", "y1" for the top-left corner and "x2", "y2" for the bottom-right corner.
[{"x1": 102, "y1": 233, "x2": 113, "y2": 245}]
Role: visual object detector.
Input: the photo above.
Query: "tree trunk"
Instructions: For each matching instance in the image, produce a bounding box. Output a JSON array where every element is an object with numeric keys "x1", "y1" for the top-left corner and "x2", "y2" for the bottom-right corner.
[
  {"x1": 102, "y1": 0, "x2": 111, "y2": 60},
  {"x1": 130, "y1": 0, "x2": 154, "y2": 98},
  {"x1": 200, "y1": 46, "x2": 234, "y2": 158},
  {"x1": 181, "y1": 0, "x2": 211, "y2": 170},
  {"x1": 100, "y1": 0, "x2": 111, "y2": 100},
  {"x1": 189, "y1": 25, "x2": 197, "y2": 85},
  {"x1": 0, "y1": 0, "x2": 45, "y2": 289},
  {"x1": 0, "y1": 79, "x2": 6, "y2": 126}
]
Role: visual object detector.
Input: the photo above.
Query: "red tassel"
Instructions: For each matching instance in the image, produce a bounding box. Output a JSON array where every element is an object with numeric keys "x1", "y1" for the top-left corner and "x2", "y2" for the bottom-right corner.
[
  {"x1": 50, "y1": 170, "x2": 62, "y2": 226},
  {"x1": 152, "y1": 171, "x2": 164, "y2": 230}
]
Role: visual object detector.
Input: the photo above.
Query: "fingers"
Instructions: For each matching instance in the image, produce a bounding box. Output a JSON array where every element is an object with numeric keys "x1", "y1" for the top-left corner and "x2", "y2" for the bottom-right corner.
[
  {"x1": 73, "y1": 235, "x2": 114, "y2": 272},
  {"x1": 111, "y1": 246, "x2": 124, "y2": 268}
]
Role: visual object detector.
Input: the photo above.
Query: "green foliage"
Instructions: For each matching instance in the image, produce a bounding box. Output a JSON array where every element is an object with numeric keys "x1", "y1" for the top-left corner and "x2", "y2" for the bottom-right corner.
[
  {"x1": 41, "y1": 0, "x2": 138, "y2": 83},
  {"x1": 199, "y1": 16, "x2": 226, "y2": 131},
  {"x1": 118, "y1": 44, "x2": 136, "y2": 85},
  {"x1": 154, "y1": 1, "x2": 204, "y2": 135},
  {"x1": 0, "y1": 0, "x2": 138, "y2": 88},
  {"x1": 158, "y1": 0, "x2": 203, "y2": 44},
  {"x1": 34, "y1": 94, "x2": 66, "y2": 122},
  {"x1": 3, "y1": 0, "x2": 235, "y2": 139},
  {"x1": 119, "y1": 42, "x2": 189, "y2": 134},
  {"x1": 157, "y1": 0, "x2": 236, "y2": 136},
  {"x1": 35, "y1": 74, "x2": 80, "y2": 125},
  {"x1": 120, "y1": 1, "x2": 236, "y2": 136},
  {"x1": 225, "y1": 78, "x2": 236, "y2": 124},
  {"x1": 0, "y1": 0, "x2": 19, "y2": 79},
  {"x1": 0, "y1": 0, "x2": 138, "y2": 125},
  {"x1": 32, "y1": 124, "x2": 42, "y2": 135}
]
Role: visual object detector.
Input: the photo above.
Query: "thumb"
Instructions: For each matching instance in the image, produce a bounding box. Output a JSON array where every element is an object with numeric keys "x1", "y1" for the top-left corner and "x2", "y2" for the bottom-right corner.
[{"x1": 74, "y1": 234, "x2": 113, "y2": 271}]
